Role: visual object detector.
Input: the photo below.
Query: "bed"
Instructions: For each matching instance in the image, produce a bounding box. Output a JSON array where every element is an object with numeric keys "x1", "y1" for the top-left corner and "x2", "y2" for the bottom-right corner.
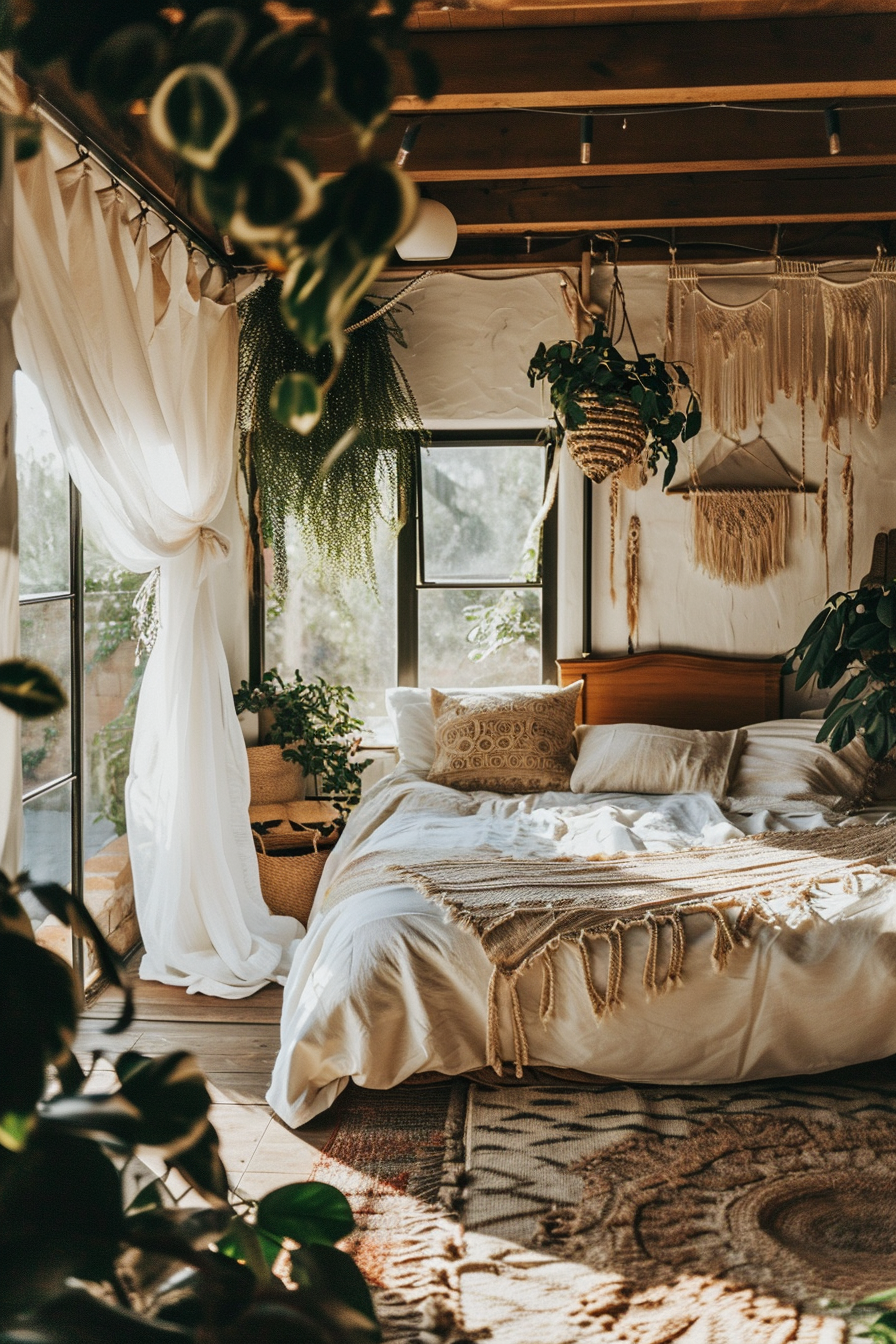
[{"x1": 268, "y1": 653, "x2": 896, "y2": 1128}]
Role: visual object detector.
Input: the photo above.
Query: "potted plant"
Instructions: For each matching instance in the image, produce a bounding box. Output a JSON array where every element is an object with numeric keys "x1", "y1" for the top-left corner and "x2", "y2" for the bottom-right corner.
[
  {"x1": 527, "y1": 320, "x2": 701, "y2": 488},
  {"x1": 785, "y1": 584, "x2": 896, "y2": 766},
  {"x1": 234, "y1": 670, "x2": 370, "y2": 820}
]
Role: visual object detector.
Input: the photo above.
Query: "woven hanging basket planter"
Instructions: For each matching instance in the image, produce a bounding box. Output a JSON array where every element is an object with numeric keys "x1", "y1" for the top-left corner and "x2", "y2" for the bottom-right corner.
[{"x1": 565, "y1": 391, "x2": 648, "y2": 485}]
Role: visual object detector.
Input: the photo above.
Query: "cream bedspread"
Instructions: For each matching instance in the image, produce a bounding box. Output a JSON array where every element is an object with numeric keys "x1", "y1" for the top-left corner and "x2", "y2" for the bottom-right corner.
[{"x1": 268, "y1": 767, "x2": 896, "y2": 1127}]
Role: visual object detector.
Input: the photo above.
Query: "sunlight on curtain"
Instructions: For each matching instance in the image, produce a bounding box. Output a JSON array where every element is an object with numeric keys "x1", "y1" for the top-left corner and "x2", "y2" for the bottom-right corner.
[
  {"x1": 0, "y1": 118, "x2": 21, "y2": 878},
  {"x1": 12, "y1": 127, "x2": 300, "y2": 996}
]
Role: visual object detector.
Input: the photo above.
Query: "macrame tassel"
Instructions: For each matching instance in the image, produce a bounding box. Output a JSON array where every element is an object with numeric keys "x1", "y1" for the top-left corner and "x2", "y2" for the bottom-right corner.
[
  {"x1": 800, "y1": 402, "x2": 808, "y2": 535},
  {"x1": 841, "y1": 454, "x2": 854, "y2": 588},
  {"x1": 816, "y1": 258, "x2": 896, "y2": 446},
  {"x1": 691, "y1": 490, "x2": 789, "y2": 587},
  {"x1": 608, "y1": 474, "x2": 619, "y2": 605},
  {"x1": 626, "y1": 516, "x2": 641, "y2": 648},
  {"x1": 818, "y1": 449, "x2": 829, "y2": 596}
]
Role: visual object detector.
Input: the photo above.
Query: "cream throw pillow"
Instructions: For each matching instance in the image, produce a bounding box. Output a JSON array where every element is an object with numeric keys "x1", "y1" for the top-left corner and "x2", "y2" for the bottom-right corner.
[
  {"x1": 727, "y1": 718, "x2": 869, "y2": 809},
  {"x1": 427, "y1": 682, "x2": 582, "y2": 793},
  {"x1": 570, "y1": 722, "x2": 747, "y2": 801}
]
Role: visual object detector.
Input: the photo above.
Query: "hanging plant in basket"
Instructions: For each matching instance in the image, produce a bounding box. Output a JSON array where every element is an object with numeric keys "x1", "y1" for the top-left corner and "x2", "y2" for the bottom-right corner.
[{"x1": 528, "y1": 318, "x2": 701, "y2": 489}]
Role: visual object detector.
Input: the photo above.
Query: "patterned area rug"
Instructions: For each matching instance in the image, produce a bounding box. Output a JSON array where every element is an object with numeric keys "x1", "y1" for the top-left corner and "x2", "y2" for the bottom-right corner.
[
  {"x1": 310, "y1": 1080, "x2": 468, "y2": 1341},
  {"x1": 460, "y1": 1062, "x2": 896, "y2": 1343}
]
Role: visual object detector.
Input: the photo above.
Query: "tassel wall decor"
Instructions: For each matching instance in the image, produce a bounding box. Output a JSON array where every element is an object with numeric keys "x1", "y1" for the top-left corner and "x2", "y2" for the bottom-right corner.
[
  {"x1": 608, "y1": 474, "x2": 619, "y2": 605},
  {"x1": 626, "y1": 516, "x2": 641, "y2": 649},
  {"x1": 818, "y1": 451, "x2": 829, "y2": 596},
  {"x1": 841, "y1": 455, "x2": 854, "y2": 587},
  {"x1": 691, "y1": 490, "x2": 790, "y2": 587}
]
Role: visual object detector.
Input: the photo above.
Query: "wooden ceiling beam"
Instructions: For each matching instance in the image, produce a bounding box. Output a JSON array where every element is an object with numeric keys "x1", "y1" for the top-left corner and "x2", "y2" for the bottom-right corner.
[
  {"x1": 390, "y1": 18, "x2": 896, "y2": 110},
  {"x1": 407, "y1": 0, "x2": 896, "y2": 32},
  {"x1": 424, "y1": 167, "x2": 896, "y2": 230},
  {"x1": 311, "y1": 105, "x2": 896, "y2": 180}
]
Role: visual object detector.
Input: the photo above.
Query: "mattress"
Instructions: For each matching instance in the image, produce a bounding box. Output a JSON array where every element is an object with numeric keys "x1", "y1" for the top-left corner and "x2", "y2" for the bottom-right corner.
[{"x1": 267, "y1": 766, "x2": 896, "y2": 1127}]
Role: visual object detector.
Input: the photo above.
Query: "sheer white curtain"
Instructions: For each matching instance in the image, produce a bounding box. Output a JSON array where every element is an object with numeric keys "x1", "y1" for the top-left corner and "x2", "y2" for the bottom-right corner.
[{"x1": 12, "y1": 128, "x2": 300, "y2": 995}]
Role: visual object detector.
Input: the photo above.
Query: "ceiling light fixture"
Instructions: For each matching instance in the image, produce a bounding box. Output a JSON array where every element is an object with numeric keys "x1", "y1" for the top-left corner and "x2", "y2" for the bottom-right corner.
[{"x1": 396, "y1": 198, "x2": 458, "y2": 261}]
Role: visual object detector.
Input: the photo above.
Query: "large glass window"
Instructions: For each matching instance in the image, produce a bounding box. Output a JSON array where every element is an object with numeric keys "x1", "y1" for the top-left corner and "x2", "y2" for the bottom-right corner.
[
  {"x1": 261, "y1": 432, "x2": 557, "y2": 740},
  {"x1": 15, "y1": 372, "x2": 146, "y2": 978}
]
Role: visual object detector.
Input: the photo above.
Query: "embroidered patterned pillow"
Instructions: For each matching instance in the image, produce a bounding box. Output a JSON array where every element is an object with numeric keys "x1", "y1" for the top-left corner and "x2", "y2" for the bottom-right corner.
[{"x1": 427, "y1": 682, "x2": 582, "y2": 793}]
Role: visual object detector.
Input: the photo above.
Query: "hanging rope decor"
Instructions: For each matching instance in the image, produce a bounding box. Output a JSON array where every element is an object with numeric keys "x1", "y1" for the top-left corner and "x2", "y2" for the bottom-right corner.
[
  {"x1": 608, "y1": 474, "x2": 620, "y2": 605},
  {"x1": 818, "y1": 449, "x2": 830, "y2": 596},
  {"x1": 691, "y1": 490, "x2": 790, "y2": 587},
  {"x1": 626, "y1": 515, "x2": 641, "y2": 647},
  {"x1": 841, "y1": 454, "x2": 854, "y2": 588}
]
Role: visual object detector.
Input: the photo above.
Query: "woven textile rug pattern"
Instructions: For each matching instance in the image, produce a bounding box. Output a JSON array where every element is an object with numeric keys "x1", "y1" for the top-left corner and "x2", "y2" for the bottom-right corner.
[{"x1": 460, "y1": 1069, "x2": 896, "y2": 1343}]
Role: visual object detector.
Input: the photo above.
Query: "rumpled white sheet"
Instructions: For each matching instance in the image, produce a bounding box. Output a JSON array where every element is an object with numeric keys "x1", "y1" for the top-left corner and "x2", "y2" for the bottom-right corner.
[{"x1": 268, "y1": 767, "x2": 896, "y2": 1127}]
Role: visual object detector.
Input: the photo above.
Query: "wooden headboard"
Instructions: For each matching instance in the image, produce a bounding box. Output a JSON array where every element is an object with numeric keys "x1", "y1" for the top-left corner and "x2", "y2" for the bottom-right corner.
[{"x1": 557, "y1": 653, "x2": 783, "y2": 731}]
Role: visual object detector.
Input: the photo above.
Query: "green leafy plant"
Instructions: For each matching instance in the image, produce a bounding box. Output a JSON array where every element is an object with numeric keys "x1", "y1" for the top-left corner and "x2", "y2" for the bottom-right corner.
[
  {"x1": 527, "y1": 320, "x2": 701, "y2": 489},
  {"x1": 238, "y1": 278, "x2": 424, "y2": 591},
  {"x1": 784, "y1": 584, "x2": 896, "y2": 760},
  {"x1": 1, "y1": 656, "x2": 379, "y2": 1344},
  {"x1": 9, "y1": 2, "x2": 439, "y2": 432},
  {"x1": 234, "y1": 669, "x2": 370, "y2": 821}
]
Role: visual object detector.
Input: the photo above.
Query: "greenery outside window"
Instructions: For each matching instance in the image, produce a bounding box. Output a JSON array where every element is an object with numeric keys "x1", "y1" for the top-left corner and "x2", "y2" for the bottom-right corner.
[{"x1": 399, "y1": 431, "x2": 557, "y2": 689}]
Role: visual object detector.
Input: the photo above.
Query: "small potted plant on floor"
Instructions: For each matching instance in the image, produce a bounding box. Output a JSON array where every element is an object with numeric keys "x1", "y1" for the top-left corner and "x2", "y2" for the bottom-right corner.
[
  {"x1": 234, "y1": 670, "x2": 370, "y2": 819},
  {"x1": 527, "y1": 319, "x2": 701, "y2": 488}
]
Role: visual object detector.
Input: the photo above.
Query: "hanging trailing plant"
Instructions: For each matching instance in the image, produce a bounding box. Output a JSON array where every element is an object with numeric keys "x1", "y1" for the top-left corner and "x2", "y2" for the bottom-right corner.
[{"x1": 239, "y1": 279, "x2": 425, "y2": 592}]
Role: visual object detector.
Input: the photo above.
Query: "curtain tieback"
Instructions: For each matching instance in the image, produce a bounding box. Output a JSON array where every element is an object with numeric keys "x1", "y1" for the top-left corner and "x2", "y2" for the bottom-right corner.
[{"x1": 197, "y1": 525, "x2": 231, "y2": 561}]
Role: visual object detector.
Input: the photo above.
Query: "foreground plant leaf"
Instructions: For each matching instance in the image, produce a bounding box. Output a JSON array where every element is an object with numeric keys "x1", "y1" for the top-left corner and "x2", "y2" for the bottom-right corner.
[
  {"x1": 0, "y1": 658, "x2": 66, "y2": 719},
  {"x1": 256, "y1": 1180, "x2": 355, "y2": 1247}
]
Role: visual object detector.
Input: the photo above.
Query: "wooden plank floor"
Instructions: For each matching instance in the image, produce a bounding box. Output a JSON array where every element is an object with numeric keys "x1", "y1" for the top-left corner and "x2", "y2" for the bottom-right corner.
[{"x1": 77, "y1": 976, "x2": 337, "y2": 1198}]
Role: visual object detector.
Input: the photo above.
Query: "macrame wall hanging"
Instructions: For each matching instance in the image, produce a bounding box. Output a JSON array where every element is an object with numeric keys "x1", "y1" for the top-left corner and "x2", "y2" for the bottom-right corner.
[
  {"x1": 666, "y1": 256, "x2": 896, "y2": 447},
  {"x1": 670, "y1": 435, "x2": 808, "y2": 587}
]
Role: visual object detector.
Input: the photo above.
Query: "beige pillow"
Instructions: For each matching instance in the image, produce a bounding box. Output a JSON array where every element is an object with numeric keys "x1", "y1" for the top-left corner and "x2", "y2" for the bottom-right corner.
[
  {"x1": 427, "y1": 682, "x2": 581, "y2": 793},
  {"x1": 727, "y1": 718, "x2": 870, "y2": 808},
  {"x1": 570, "y1": 722, "x2": 746, "y2": 800}
]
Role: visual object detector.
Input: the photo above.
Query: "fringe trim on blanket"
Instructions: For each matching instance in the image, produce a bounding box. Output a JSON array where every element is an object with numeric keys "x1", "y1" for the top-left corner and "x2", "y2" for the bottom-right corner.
[{"x1": 385, "y1": 822, "x2": 896, "y2": 1078}]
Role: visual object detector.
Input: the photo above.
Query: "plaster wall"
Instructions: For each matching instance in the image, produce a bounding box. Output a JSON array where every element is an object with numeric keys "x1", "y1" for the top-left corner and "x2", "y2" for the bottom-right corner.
[{"x1": 376, "y1": 266, "x2": 896, "y2": 713}]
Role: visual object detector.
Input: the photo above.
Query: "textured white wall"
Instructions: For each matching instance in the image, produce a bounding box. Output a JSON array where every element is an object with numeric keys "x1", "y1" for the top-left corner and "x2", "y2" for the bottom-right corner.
[{"x1": 376, "y1": 265, "x2": 896, "y2": 711}]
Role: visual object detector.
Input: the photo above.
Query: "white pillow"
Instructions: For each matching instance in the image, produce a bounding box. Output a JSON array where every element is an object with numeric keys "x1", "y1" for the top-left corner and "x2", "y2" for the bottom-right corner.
[
  {"x1": 570, "y1": 723, "x2": 746, "y2": 801},
  {"x1": 386, "y1": 685, "x2": 567, "y2": 775},
  {"x1": 727, "y1": 718, "x2": 870, "y2": 808}
]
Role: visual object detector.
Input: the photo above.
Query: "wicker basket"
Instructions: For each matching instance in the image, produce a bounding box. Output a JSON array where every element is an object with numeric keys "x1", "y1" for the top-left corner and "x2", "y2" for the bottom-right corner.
[
  {"x1": 253, "y1": 830, "x2": 332, "y2": 925},
  {"x1": 566, "y1": 392, "x2": 648, "y2": 484},
  {"x1": 246, "y1": 743, "x2": 304, "y2": 805}
]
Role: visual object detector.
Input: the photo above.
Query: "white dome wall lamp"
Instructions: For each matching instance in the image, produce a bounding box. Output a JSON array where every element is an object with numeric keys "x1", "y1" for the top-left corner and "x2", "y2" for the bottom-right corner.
[{"x1": 395, "y1": 197, "x2": 458, "y2": 261}]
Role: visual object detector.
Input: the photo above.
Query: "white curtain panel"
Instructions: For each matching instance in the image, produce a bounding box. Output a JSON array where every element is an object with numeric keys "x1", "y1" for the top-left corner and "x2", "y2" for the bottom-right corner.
[{"x1": 12, "y1": 129, "x2": 300, "y2": 995}]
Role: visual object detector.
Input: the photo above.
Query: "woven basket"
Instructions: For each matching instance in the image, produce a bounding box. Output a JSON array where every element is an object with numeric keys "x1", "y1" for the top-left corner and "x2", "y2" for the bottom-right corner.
[
  {"x1": 254, "y1": 834, "x2": 329, "y2": 926},
  {"x1": 566, "y1": 392, "x2": 648, "y2": 484},
  {"x1": 247, "y1": 743, "x2": 304, "y2": 805}
]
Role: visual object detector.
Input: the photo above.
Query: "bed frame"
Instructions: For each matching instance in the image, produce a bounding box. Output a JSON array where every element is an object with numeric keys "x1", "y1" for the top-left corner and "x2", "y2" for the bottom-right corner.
[{"x1": 557, "y1": 652, "x2": 783, "y2": 731}]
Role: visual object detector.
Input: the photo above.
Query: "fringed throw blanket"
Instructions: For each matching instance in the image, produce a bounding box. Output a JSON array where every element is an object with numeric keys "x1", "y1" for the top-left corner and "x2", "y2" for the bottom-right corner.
[{"x1": 326, "y1": 824, "x2": 896, "y2": 1077}]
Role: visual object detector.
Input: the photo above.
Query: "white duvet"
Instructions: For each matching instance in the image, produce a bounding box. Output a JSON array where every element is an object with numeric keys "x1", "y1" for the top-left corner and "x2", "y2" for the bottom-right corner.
[{"x1": 268, "y1": 767, "x2": 896, "y2": 1127}]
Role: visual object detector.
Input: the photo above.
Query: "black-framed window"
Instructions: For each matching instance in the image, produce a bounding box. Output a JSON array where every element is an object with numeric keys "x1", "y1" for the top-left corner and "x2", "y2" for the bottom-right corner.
[
  {"x1": 398, "y1": 430, "x2": 557, "y2": 688},
  {"x1": 16, "y1": 371, "x2": 146, "y2": 986}
]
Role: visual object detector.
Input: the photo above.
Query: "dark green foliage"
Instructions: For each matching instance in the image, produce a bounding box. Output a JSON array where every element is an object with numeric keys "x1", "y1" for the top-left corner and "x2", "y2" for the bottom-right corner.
[
  {"x1": 784, "y1": 583, "x2": 896, "y2": 759},
  {"x1": 238, "y1": 278, "x2": 423, "y2": 590},
  {"x1": 234, "y1": 669, "x2": 370, "y2": 822},
  {"x1": 0, "y1": 658, "x2": 66, "y2": 719},
  {"x1": 10, "y1": 2, "x2": 440, "y2": 422},
  {"x1": 528, "y1": 320, "x2": 701, "y2": 490},
  {"x1": 0, "y1": 663, "x2": 379, "y2": 1343}
]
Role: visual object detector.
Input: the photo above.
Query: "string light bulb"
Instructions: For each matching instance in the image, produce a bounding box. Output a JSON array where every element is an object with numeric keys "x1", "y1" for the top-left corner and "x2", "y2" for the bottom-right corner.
[
  {"x1": 824, "y1": 106, "x2": 841, "y2": 156},
  {"x1": 579, "y1": 114, "x2": 593, "y2": 165},
  {"x1": 395, "y1": 121, "x2": 422, "y2": 167}
]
